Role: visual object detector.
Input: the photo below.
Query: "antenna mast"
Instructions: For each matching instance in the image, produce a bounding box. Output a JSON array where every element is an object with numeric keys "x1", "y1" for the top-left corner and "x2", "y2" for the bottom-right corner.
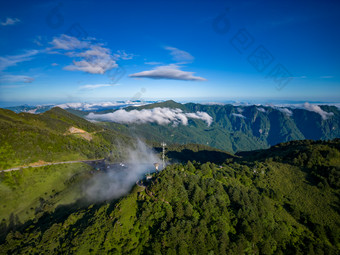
[{"x1": 161, "y1": 142, "x2": 166, "y2": 169}]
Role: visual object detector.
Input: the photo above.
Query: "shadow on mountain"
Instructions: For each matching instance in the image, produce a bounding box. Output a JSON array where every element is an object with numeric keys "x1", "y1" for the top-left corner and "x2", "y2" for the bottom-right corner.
[
  {"x1": 166, "y1": 149, "x2": 234, "y2": 164},
  {"x1": 0, "y1": 197, "x2": 118, "y2": 245}
]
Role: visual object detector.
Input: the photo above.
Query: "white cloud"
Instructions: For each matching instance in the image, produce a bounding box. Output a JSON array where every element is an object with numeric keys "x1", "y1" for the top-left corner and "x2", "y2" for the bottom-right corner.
[
  {"x1": 277, "y1": 107, "x2": 293, "y2": 117},
  {"x1": 1, "y1": 17, "x2": 20, "y2": 26},
  {"x1": 50, "y1": 34, "x2": 89, "y2": 50},
  {"x1": 0, "y1": 75, "x2": 34, "y2": 83},
  {"x1": 186, "y1": 111, "x2": 213, "y2": 126},
  {"x1": 145, "y1": 61, "x2": 163, "y2": 65},
  {"x1": 270, "y1": 103, "x2": 334, "y2": 120},
  {"x1": 231, "y1": 113, "x2": 246, "y2": 118},
  {"x1": 201, "y1": 102, "x2": 226, "y2": 106},
  {"x1": 64, "y1": 46, "x2": 117, "y2": 74},
  {"x1": 131, "y1": 46, "x2": 202, "y2": 81},
  {"x1": 86, "y1": 107, "x2": 213, "y2": 126},
  {"x1": 49, "y1": 35, "x2": 119, "y2": 74},
  {"x1": 129, "y1": 64, "x2": 206, "y2": 81},
  {"x1": 33, "y1": 36, "x2": 43, "y2": 46},
  {"x1": 236, "y1": 107, "x2": 244, "y2": 113},
  {"x1": 64, "y1": 57, "x2": 116, "y2": 74},
  {"x1": 302, "y1": 102, "x2": 334, "y2": 120},
  {"x1": 0, "y1": 50, "x2": 39, "y2": 71},
  {"x1": 56, "y1": 101, "x2": 150, "y2": 111},
  {"x1": 257, "y1": 107, "x2": 266, "y2": 113},
  {"x1": 79, "y1": 84, "x2": 113, "y2": 89},
  {"x1": 165, "y1": 46, "x2": 194, "y2": 63},
  {"x1": 114, "y1": 50, "x2": 134, "y2": 60}
]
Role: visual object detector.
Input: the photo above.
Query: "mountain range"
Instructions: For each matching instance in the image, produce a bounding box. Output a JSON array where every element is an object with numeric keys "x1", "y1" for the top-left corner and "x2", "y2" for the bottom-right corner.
[
  {"x1": 1, "y1": 100, "x2": 339, "y2": 170},
  {"x1": 85, "y1": 100, "x2": 340, "y2": 153}
]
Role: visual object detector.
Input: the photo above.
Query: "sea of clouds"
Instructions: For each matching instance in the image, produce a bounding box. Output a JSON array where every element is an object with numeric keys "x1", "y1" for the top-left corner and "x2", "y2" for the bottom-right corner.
[{"x1": 86, "y1": 107, "x2": 213, "y2": 126}]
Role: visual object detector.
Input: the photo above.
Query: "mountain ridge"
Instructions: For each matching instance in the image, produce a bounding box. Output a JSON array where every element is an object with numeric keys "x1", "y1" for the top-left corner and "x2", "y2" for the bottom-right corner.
[{"x1": 93, "y1": 101, "x2": 340, "y2": 153}]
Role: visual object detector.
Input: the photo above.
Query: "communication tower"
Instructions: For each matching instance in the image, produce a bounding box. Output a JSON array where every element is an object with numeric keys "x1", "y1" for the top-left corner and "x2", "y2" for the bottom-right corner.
[{"x1": 161, "y1": 142, "x2": 166, "y2": 169}]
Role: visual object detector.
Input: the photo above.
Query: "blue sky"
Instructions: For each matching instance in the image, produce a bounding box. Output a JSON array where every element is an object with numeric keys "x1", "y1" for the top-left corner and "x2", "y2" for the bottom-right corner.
[{"x1": 0, "y1": 0, "x2": 339, "y2": 106}]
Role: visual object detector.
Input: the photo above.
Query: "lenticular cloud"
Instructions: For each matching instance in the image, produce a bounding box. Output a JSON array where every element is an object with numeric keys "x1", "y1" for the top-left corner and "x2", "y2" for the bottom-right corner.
[{"x1": 86, "y1": 107, "x2": 213, "y2": 126}]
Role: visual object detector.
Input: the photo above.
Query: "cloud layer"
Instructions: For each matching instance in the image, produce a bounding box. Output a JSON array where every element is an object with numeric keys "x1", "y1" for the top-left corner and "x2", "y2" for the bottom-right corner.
[
  {"x1": 57, "y1": 101, "x2": 149, "y2": 111},
  {"x1": 129, "y1": 64, "x2": 206, "y2": 81},
  {"x1": 86, "y1": 107, "x2": 213, "y2": 126}
]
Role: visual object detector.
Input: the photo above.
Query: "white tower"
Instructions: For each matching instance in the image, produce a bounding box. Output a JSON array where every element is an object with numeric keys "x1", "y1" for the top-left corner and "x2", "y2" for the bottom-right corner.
[{"x1": 161, "y1": 142, "x2": 166, "y2": 169}]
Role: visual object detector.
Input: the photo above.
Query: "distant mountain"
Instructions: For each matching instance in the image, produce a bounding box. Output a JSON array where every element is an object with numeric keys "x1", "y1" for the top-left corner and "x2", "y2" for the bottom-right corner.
[
  {"x1": 1, "y1": 139, "x2": 339, "y2": 254},
  {"x1": 4, "y1": 101, "x2": 158, "y2": 114},
  {"x1": 94, "y1": 100, "x2": 340, "y2": 153},
  {"x1": 5, "y1": 104, "x2": 55, "y2": 114},
  {"x1": 0, "y1": 107, "x2": 132, "y2": 170}
]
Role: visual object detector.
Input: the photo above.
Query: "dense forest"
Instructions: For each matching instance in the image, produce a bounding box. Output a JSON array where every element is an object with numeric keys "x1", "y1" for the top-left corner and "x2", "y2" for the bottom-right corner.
[{"x1": 0, "y1": 139, "x2": 339, "y2": 254}]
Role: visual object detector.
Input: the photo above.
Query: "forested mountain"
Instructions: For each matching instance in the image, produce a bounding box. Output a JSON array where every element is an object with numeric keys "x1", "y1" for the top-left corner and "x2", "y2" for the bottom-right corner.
[
  {"x1": 1, "y1": 139, "x2": 339, "y2": 254},
  {"x1": 97, "y1": 100, "x2": 340, "y2": 153},
  {"x1": 1, "y1": 104, "x2": 339, "y2": 254},
  {"x1": 0, "y1": 107, "x2": 132, "y2": 170}
]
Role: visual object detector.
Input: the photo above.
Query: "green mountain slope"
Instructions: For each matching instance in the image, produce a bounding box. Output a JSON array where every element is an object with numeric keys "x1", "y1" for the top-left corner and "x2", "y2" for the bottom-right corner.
[
  {"x1": 97, "y1": 101, "x2": 340, "y2": 153},
  {"x1": 0, "y1": 107, "x2": 132, "y2": 170},
  {"x1": 0, "y1": 163, "x2": 93, "y2": 227},
  {"x1": 1, "y1": 139, "x2": 339, "y2": 254}
]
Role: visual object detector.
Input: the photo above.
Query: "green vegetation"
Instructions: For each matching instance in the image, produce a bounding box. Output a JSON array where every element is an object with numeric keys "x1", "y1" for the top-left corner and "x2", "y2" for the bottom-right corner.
[
  {"x1": 0, "y1": 139, "x2": 339, "y2": 254},
  {"x1": 99, "y1": 101, "x2": 340, "y2": 153},
  {"x1": 0, "y1": 163, "x2": 92, "y2": 222},
  {"x1": 0, "y1": 107, "x2": 132, "y2": 170},
  {"x1": 0, "y1": 163, "x2": 94, "y2": 243}
]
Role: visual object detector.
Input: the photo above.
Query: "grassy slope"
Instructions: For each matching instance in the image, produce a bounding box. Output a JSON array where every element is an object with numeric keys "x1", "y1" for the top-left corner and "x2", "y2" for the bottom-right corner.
[
  {"x1": 0, "y1": 163, "x2": 93, "y2": 224},
  {"x1": 0, "y1": 107, "x2": 132, "y2": 170}
]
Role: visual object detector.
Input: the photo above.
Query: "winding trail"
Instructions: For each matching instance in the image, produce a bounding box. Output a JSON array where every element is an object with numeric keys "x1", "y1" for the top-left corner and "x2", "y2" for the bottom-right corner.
[{"x1": 0, "y1": 159, "x2": 104, "y2": 173}]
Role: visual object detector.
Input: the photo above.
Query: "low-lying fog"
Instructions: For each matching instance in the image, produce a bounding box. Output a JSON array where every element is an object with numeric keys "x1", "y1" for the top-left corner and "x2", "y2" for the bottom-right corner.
[{"x1": 84, "y1": 140, "x2": 162, "y2": 202}]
